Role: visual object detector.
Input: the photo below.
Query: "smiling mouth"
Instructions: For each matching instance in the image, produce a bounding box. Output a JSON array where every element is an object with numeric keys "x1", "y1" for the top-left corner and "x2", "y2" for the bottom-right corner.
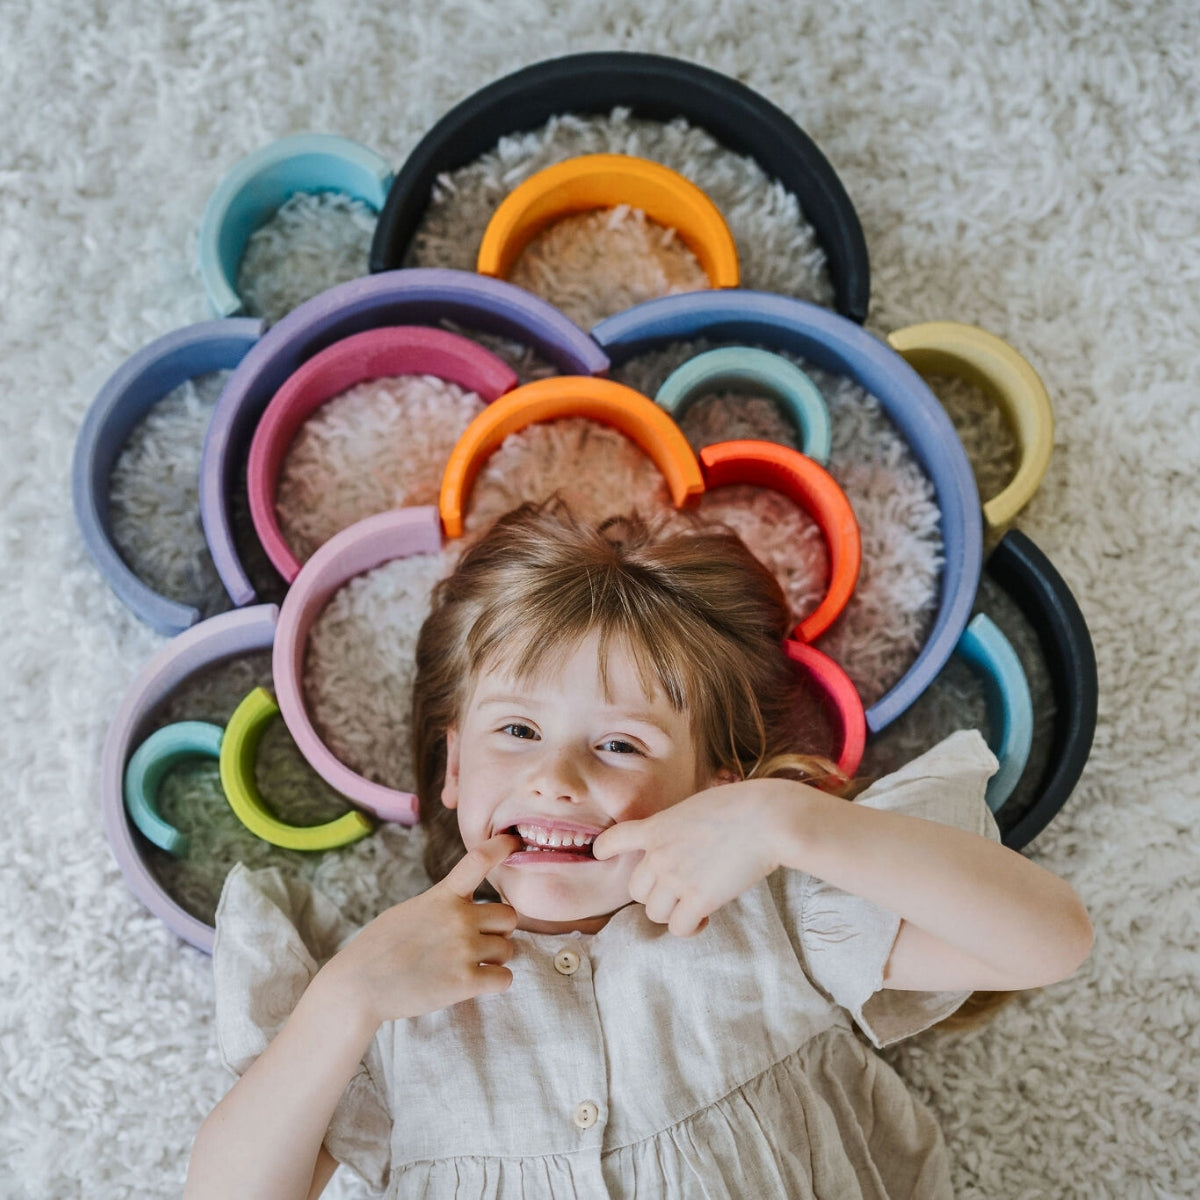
[{"x1": 502, "y1": 824, "x2": 598, "y2": 862}]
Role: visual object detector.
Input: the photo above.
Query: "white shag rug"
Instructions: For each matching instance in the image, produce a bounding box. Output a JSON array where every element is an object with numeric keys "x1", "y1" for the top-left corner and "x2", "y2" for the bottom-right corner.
[{"x1": 2, "y1": 2, "x2": 1198, "y2": 1196}]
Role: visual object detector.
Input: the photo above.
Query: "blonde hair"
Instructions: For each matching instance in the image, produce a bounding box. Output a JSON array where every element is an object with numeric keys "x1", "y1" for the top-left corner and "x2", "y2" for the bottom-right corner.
[{"x1": 411, "y1": 498, "x2": 839, "y2": 888}]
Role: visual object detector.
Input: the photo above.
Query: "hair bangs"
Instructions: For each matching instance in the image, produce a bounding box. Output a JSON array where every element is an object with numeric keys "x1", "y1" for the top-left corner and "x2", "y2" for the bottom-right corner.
[{"x1": 463, "y1": 558, "x2": 698, "y2": 714}]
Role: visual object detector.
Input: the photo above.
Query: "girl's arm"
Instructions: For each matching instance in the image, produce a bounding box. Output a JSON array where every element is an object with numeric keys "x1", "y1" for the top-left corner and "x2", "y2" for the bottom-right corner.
[
  {"x1": 594, "y1": 779, "x2": 1092, "y2": 992},
  {"x1": 184, "y1": 968, "x2": 377, "y2": 1200},
  {"x1": 184, "y1": 833, "x2": 520, "y2": 1200},
  {"x1": 772, "y1": 783, "x2": 1093, "y2": 991}
]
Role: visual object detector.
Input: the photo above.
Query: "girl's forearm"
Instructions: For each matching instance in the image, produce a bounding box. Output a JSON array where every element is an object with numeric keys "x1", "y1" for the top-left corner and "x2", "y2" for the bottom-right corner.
[
  {"x1": 184, "y1": 965, "x2": 377, "y2": 1200},
  {"x1": 773, "y1": 782, "x2": 1093, "y2": 986}
]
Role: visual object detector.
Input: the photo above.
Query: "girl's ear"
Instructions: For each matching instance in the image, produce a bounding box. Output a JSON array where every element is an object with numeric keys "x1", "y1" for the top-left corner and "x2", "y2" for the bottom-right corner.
[
  {"x1": 441, "y1": 727, "x2": 460, "y2": 810},
  {"x1": 712, "y1": 766, "x2": 739, "y2": 786}
]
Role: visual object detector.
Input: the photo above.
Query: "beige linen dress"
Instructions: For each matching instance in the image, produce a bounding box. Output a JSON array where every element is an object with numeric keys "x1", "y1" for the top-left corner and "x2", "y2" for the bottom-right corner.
[{"x1": 214, "y1": 730, "x2": 1002, "y2": 1198}]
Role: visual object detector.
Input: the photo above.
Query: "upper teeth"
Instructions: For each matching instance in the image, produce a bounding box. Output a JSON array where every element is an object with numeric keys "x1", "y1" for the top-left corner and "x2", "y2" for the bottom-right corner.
[{"x1": 515, "y1": 824, "x2": 596, "y2": 848}]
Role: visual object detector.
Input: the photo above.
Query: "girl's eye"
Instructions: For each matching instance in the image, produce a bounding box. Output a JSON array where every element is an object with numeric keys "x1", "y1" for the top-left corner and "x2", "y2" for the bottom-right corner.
[
  {"x1": 599, "y1": 738, "x2": 640, "y2": 755},
  {"x1": 500, "y1": 723, "x2": 538, "y2": 740}
]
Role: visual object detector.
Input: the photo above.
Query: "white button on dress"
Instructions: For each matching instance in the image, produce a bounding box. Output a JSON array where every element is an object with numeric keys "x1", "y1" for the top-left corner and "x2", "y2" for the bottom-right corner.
[
  {"x1": 572, "y1": 1100, "x2": 600, "y2": 1129},
  {"x1": 554, "y1": 949, "x2": 581, "y2": 976}
]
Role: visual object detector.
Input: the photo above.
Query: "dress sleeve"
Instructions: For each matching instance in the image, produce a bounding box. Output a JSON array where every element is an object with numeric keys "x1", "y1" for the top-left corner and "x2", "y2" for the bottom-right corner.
[
  {"x1": 213, "y1": 863, "x2": 393, "y2": 1192},
  {"x1": 789, "y1": 729, "x2": 1002, "y2": 1049}
]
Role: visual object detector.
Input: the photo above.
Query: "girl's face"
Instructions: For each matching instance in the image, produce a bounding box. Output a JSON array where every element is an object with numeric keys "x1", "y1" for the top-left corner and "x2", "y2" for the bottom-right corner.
[{"x1": 442, "y1": 631, "x2": 713, "y2": 933}]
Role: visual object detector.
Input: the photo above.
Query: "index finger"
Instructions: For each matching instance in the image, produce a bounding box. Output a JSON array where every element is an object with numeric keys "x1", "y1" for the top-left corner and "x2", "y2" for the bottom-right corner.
[
  {"x1": 591, "y1": 820, "x2": 646, "y2": 861},
  {"x1": 441, "y1": 833, "x2": 521, "y2": 898}
]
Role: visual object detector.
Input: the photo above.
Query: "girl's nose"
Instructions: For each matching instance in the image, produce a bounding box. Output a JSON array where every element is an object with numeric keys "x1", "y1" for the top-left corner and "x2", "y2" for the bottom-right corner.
[{"x1": 529, "y1": 746, "x2": 586, "y2": 803}]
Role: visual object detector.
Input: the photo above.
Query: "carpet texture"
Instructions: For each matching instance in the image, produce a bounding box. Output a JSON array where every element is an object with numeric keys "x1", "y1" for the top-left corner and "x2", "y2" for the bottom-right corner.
[{"x1": 1, "y1": 2, "x2": 1197, "y2": 1197}]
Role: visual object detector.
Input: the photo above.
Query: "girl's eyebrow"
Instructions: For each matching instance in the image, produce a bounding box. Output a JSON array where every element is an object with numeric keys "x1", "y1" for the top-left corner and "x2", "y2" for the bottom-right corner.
[
  {"x1": 474, "y1": 693, "x2": 675, "y2": 739},
  {"x1": 602, "y1": 711, "x2": 675, "y2": 739},
  {"x1": 474, "y1": 692, "x2": 538, "y2": 709}
]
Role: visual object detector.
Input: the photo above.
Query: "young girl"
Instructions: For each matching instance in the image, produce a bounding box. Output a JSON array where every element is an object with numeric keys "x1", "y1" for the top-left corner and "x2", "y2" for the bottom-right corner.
[{"x1": 185, "y1": 500, "x2": 1092, "y2": 1200}]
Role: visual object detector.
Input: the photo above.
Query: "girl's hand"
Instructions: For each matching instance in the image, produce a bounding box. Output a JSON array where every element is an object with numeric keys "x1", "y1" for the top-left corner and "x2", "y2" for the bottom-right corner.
[
  {"x1": 592, "y1": 779, "x2": 793, "y2": 937},
  {"x1": 320, "y1": 832, "x2": 521, "y2": 1028}
]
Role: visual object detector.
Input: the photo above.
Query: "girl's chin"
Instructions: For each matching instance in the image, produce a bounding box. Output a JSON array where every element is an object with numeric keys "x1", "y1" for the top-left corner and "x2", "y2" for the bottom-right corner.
[
  {"x1": 513, "y1": 906, "x2": 625, "y2": 935},
  {"x1": 492, "y1": 866, "x2": 628, "y2": 933}
]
